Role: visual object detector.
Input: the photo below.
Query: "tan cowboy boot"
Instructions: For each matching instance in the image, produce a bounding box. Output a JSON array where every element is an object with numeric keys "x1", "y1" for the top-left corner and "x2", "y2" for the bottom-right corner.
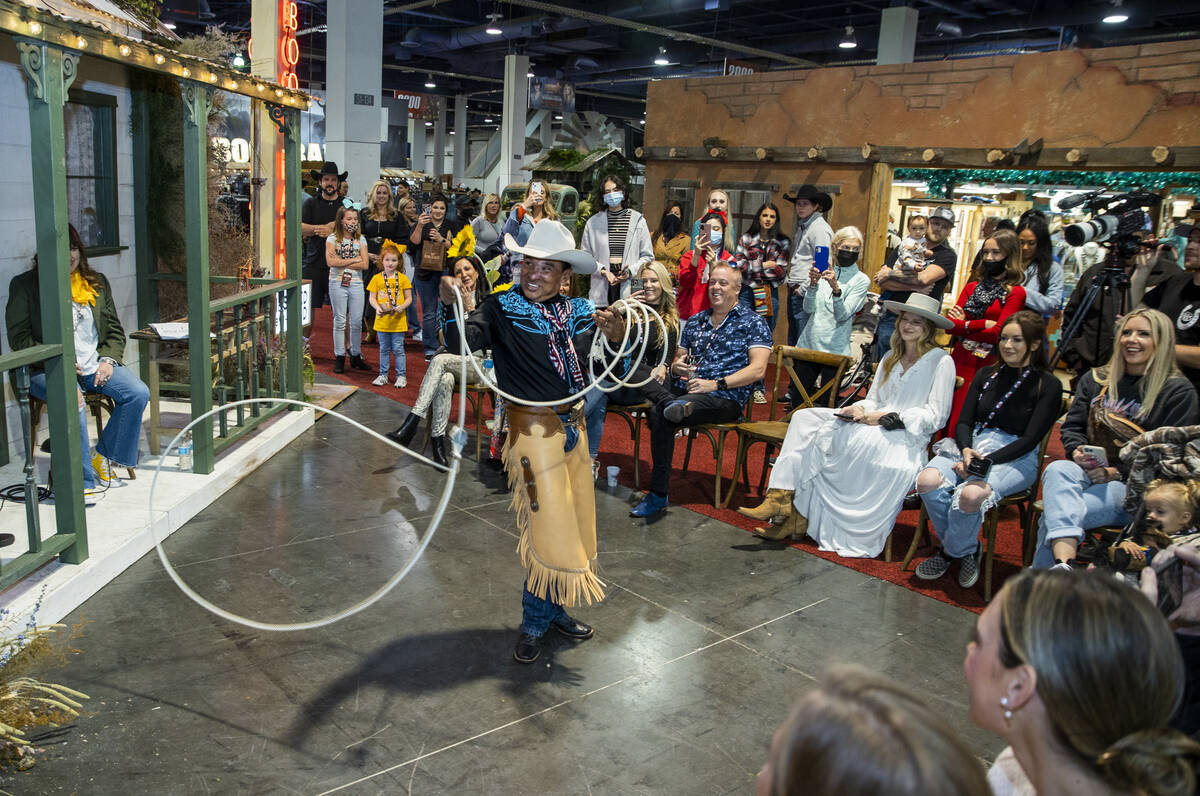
[
  {"x1": 737, "y1": 488, "x2": 795, "y2": 521},
  {"x1": 752, "y1": 511, "x2": 808, "y2": 541}
]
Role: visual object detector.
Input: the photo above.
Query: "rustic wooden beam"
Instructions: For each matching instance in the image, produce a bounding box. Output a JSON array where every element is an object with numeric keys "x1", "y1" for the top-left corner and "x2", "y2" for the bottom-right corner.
[
  {"x1": 1066, "y1": 148, "x2": 1088, "y2": 165},
  {"x1": 865, "y1": 162, "x2": 894, "y2": 277},
  {"x1": 709, "y1": 146, "x2": 728, "y2": 159},
  {"x1": 637, "y1": 145, "x2": 1200, "y2": 170}
]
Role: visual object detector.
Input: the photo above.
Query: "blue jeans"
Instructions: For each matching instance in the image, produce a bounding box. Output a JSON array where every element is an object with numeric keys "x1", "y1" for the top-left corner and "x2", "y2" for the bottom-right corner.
[
  {"x1": 376, "y1": 331, "x2": 406, "y2": 377},
  {"x1": 787, "y1": 288, "x2": 808, "y2": 346},
  {"x1": 521, "y1": 584, "x2": 568, "y2": 637},
  {"x1": 1033, "y1": 459, "x2": 1131, "y2": 568},
  {"x1": 584, "y1": 382, "x2": 642, "y2": 459},
  {"x1": 413, "y1": 276, "x2": 441, "y2": 356},
  {"x1": 919, "y1": 429, "x2": 1039, "y2": 559},
  {"x1": 328, "y1": 279, "x2": 364, "y2": 358},
  {"x1": 29, "y1": 371, "x2": 94, "y2": 488}
]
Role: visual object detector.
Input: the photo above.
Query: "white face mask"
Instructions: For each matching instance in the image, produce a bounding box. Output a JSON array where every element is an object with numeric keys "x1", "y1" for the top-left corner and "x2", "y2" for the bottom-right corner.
[
  {"x1": 709, "y1": 229, "x2": 723, "y2": 246},
  {"x1": 603, "y1": 191, "x2": 624, "y2": 208}
]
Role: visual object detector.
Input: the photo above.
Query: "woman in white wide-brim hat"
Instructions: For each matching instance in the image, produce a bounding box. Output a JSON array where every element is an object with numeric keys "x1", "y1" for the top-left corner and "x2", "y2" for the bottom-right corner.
[{"x1": 737, "y1": 293, "x2": 956, "y2": 558}]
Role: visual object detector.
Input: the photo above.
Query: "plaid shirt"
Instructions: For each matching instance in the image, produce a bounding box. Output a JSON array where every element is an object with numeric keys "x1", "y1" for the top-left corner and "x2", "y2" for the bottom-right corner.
[{"x1": 733, "y1": 233, "x2": 791, "y2": 287}]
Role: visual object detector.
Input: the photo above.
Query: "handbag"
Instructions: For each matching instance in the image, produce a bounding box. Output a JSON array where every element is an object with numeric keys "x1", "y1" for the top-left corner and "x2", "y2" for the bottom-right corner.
[
  {"x1": 1088, "y1": 384, "x2": 1146, "y2": 465},
  {"x1": 419, "y1": 231, "x2": 448, "y2": 272},
  {"x1": 752, "y1": 284, "x2": 773, "y2": 317}
]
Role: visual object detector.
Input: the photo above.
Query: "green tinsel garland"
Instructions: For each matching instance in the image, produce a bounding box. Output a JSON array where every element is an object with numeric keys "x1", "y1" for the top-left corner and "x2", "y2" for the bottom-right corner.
[{"x1": 894, "y1": 168, "x2": 1200, "y2": 199}]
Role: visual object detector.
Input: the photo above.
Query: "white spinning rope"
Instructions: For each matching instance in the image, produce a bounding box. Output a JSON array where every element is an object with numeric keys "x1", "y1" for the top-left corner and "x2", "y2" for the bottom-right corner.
[{"x1": 149, "y1": 282, "x2": 667, "y2": 632}]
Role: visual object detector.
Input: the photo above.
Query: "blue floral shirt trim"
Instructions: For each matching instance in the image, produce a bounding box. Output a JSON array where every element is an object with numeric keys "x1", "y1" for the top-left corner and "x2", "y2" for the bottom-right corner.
[{"x1": 677, "y1": 303, "x2": 772, "y2": 405}]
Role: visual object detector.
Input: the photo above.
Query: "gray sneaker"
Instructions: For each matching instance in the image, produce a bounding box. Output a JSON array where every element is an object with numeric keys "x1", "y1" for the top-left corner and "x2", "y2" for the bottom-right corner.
[
  {"x1": 915, "y1": 549, "x2": 953, "y2": 580},
  {"x1": 958, "y1": 546, "x2": 982, "y2": 589}
]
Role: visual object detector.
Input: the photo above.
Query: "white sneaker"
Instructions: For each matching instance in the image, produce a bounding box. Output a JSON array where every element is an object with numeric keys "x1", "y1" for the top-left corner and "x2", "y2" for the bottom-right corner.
[
  {"x1": 83, "y1": 487, "x2": 106, "y2": 506},
  {"x1": 371, "y1": 374, "x2": 389, "y2": 386},
  {"x1": 412, "y1": 331, "x2": 423, "y2": 343},
  {"x1": 394, "y1": 375, "x2": 407, "y2": 388}
]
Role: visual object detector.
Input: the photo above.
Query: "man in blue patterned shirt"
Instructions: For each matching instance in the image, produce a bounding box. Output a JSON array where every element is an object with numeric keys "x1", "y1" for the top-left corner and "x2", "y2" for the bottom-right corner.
[{"x1": 626, "y1": 263, "x2": 771, "y2": 517}]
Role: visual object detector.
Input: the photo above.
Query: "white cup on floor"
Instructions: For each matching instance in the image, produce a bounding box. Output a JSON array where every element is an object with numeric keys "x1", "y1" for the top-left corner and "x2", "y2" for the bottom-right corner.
[{"x1": 606, "y1": 465, "x2": 620, "y2": 488}]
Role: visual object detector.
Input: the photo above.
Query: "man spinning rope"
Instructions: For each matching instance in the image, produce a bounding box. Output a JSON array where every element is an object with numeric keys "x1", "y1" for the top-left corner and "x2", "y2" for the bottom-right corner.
[{"x1": 440, "y1": 221, "x2": 605, "y2": 663}]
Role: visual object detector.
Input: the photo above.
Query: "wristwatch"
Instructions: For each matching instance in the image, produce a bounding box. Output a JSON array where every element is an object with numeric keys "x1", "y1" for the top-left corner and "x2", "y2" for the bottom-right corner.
[
  {"x1": 99, "y1": 356, "x2": 118, "y2": 367},
  {"x1": 716, "y1": 377, "x2": 728, "y2": 391}
]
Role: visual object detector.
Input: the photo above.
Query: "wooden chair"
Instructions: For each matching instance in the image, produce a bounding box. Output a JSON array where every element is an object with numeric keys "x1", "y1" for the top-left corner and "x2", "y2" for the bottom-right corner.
[
  {"x1": 902, "y1": 395, "x2": 1068, "y2": 600},
  {"x1": 30, "y1": 393, "x2": 137, "y2": 480},
  {"x1": 679, "y1": 394, "x2": 755, "y2": 509},
  {"x1": 463, "y1": 384, "x2": 493, "y2": 459},
  {"x1": 605, "y1": 401, "x2": 651, "y2": 489},
  {"x1": 719, "y1": 345, "x2": 851, "y2": 510}
]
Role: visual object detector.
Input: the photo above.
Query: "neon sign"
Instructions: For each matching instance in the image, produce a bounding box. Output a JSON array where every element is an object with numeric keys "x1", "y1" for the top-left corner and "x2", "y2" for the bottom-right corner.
[{"x1": 279, "y1": 0, "x2": 299, "y2": 89}]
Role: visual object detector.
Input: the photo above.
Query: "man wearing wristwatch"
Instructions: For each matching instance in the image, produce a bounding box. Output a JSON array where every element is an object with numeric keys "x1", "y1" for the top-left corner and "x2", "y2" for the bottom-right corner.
[{"x1": 629, "y1": 263, "x2": 771, "y2": 518}]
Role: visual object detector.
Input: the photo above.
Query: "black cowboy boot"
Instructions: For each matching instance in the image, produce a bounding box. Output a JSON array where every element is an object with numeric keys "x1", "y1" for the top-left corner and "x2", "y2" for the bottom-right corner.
[
  {"x1": 333, "y1": 355, "x2": 345, "y2": 374},
  {"x1": 387, "y1": 412, "x2": 422, "y2": 447},
  {"x1": 350, "y1": 353, "x2": 371, "y2": 371},
  {"x1": 430, "y1": 435, "x2": 449, "y2": 467}
]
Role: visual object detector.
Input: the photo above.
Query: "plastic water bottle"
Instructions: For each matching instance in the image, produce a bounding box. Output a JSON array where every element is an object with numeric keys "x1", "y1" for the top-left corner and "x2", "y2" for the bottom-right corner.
[
  {"x1": 178, "y1": 431, "x2": 193, "y2": 472},
  {"x1": 483, "y1": 356, "x2": 495, "y2": 387}
]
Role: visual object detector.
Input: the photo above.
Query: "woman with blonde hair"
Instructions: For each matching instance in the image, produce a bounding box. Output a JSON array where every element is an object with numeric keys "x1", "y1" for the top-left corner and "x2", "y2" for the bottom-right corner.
[
  {"x1": 944, "y1": 228, "x2": 1028, "y2": 431},
  {"x1": 738, "y1": 294, "x2": 956, "y2": 557},
  {"x1": 757, "y1": 665, "x2": 990, "y2": 796},
  {"x1": 965, "y1": 568, "x2": 1200, "y2": 795},
  {"x1": 360, "y1": 180, "x2": 403, "y2": 342},
  {"x1": 583, "y1": 260, "x2": 680, "y2": 473},
  {"x1": 471, "y1": 192, "x2": 504, "y2": 259},
  {"x1": 688, "y1": 188, "x2": 736, "y2": 250},
  {"x1": 1033, "y1": 308, "x2": 1198, "y2": 568}
]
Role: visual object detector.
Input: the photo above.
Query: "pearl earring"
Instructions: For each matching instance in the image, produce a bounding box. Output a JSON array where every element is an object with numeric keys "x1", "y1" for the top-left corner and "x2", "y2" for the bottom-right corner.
[{"x1": 1001, "y1": 696, "x2": 1012, "y2": 721}]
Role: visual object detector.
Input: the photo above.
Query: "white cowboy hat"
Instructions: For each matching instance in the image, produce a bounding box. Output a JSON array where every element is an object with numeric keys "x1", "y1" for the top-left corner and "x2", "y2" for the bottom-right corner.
[
  {"x1": 504, "y1": 221, "x2": 597, "y2": 274},
  {"x1": 882, "y1": 293, "x2": 953, "y2": 329}
]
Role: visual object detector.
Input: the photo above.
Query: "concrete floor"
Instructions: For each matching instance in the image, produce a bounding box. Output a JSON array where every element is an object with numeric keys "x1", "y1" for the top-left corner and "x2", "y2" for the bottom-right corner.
[{"x1": 10, "y1": 380, "x2": 1003, "y2": 795}]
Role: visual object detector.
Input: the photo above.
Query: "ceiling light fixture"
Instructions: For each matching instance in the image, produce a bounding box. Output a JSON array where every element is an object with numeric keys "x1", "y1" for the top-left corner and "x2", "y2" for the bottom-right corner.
[
  {"x1": 484, "y1": 117, "x2": 493, "y2": 122},
  {"x1": 527, "y1": 68, "x2": 535, "y2": 78},
  {"x1": 485, "y1": 13, "x2": 503, "y2": 35},
  {"x1": 1103, "y1": 1, "x2": 1128, "y2": 23},
  {"x1": 554, "y1": 114, "x2": 563, "y2": 120},
  {"x1": 654, "y1": 46, "x2": 669, "y2": 66},
  {"x1": 233, "y1": 54, "x2": 245, "y2": 68},
  {"x1": 424, "y1": 74, "x2": 436, "y2": 88},
  {"x1": 839, "y1": 25, "x2": 857, "y2": 49}
]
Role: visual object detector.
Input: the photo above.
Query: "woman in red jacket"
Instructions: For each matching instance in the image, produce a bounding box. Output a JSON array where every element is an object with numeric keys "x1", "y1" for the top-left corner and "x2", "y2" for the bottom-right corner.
[
  {"x1": 676, "y1": 210, "x2": 733, "y2": 320},
  {"x1": 944, "y1": 229, "x2": 1027, "y2": 431}
]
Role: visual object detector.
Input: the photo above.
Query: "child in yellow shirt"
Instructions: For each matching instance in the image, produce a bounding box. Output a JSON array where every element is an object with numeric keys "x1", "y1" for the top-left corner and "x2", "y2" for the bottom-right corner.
[{"x1": 366, "y1": 241, "x2": 413, "y2": 387}]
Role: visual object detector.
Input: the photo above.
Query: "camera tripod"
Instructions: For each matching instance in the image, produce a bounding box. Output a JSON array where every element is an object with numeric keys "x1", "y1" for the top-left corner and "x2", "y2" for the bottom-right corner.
[{"x1": 1050, "y1": 246, "x2": 1131, "y2": 370}]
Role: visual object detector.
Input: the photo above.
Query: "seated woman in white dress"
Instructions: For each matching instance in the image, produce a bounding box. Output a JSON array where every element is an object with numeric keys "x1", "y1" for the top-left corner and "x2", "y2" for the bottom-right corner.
[{"x1": 737, "y1": 294, "x2": 956, "y2": 558}]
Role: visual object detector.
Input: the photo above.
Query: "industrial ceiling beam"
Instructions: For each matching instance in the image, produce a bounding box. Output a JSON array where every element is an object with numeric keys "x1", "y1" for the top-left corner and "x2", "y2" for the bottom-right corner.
[{"x1": 500, "y1": 0, "x2": 819, "y2": 67}]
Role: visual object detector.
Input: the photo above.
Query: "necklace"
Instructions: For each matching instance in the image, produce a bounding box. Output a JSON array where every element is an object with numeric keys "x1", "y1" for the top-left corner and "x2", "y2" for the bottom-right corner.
[{"x1": 382, "y1": 272, "x2": 402, "y2": 309}]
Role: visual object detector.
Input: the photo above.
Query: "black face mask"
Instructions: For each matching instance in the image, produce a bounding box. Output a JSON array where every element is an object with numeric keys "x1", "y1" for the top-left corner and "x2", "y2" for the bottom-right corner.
[
  {"x1": 836, "y1": 249, "x2": 858, "y2": 267},
  {"x1": 984, "y1": 258, "x2": 1007, "y2": 278},
  {"x1": 661, "y1": 213, "x2": 682, "y2": 239}
]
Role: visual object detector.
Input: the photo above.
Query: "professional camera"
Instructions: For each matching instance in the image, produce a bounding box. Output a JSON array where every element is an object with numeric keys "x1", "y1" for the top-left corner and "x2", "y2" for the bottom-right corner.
[{"x1": 1062, "y1": 190, "x2": 1161, "y2": 259}]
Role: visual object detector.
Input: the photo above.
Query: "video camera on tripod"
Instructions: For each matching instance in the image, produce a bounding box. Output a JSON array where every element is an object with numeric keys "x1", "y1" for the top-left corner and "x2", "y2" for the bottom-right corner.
[
  {"x1": 1061, "y1": 189, "x2": 1162, "y2": 258},
  {"x1": 1050, "y1": 190, "x2": 1162, "y2": 369}
]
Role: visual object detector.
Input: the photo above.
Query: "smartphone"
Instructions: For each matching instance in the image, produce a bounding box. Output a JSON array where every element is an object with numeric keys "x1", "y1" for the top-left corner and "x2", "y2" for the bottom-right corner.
[
  {"x1": 530, "y1": 181, "x2": 545, "y2": 199},
  {"x1": 1078, "y1": 445, "x2": 1109, "y2": 468},
  {"x1": 421, "y1": 203, "x2": 432, "y2": 217},
  {"x1": 966, "y1": 456, "x2": 993, "y2": 479},
  {"x1": 1157, "y1": 558, "x2": 1184, "y2": 617},
  {"x1": 814, "y1": 245, "x2": 830, "y2": 273},
  {"x1": 630, "y1": 277, "x2": 645, "y2": 293},
  {"x1": 834, "y1": 412, "x2": 856, "y2": 422}
]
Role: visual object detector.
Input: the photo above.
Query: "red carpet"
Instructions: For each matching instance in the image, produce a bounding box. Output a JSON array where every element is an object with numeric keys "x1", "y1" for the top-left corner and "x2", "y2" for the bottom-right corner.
[{"x1": 310, "y1": 305, "x2": 1065, "y2": 614}]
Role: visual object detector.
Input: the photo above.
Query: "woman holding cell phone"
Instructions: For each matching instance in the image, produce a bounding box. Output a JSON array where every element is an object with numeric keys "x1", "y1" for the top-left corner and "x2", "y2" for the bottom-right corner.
[
  {"x1": 676, "y1": 210, "x2": 733, "y2": 320},
  {"x1": 913, "y1": 311, "x2": 1061, "y2": 589},
  {"x1": 1032, "y1": 308, "x2": 1198, "y2": 569}
]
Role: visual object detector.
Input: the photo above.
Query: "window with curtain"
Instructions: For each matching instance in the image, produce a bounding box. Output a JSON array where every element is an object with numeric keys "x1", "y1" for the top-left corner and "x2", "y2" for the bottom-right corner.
[{"x1": 64, "y1": 90, "x2": 119, "y2": 253}]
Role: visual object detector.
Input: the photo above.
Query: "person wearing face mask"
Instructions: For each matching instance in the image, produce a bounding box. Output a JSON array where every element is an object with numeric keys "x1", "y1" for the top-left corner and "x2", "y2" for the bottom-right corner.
[
  {"x1": 1135, "y1": 223, "x2": 1200, "y2": 394},
  {"x1": 652, "y1": 202, "x2": 690, "y2": 281},
  {"x1": 914, "y1": 312, "x2": 1062, "y2": 588},
  {"x1": 784, "y1": 185, "x2": 835, "y2": 349},
  {"x1": 943, "y1": 229, "x2": 1028, "y2": 432},
  {"x1": 676, "y1": 210, "x2": 734, "y2": 320},
  {"x1": 872, "y1": 206, "x2": 958, "y2": 363},
  {"x1": 789, "y1": 226, "x2": 872, "y2": 404},
  {"x1": 688, "y1": 189, "x2": 736, "y2": 250},
  {"x1": 581, "y1": 175, "x2": 654, "y2": 308},
  {"x1": 301, "y1": 161, "x2": 348, "y2": 310}
]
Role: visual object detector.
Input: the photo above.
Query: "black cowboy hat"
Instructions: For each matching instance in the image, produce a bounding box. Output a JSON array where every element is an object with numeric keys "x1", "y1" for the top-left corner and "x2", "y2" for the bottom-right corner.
[
  {"x1": 309, "y1": 161, "x2": 348, "y2": 182},
  {"x1": 782, "y1": 184, "x2": 833, "y2": 213}
]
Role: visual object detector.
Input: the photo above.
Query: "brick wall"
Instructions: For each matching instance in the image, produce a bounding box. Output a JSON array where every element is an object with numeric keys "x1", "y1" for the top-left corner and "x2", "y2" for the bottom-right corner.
[{"x1": 642, "y1": 41, "x2": 1200, "y2": 250}]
